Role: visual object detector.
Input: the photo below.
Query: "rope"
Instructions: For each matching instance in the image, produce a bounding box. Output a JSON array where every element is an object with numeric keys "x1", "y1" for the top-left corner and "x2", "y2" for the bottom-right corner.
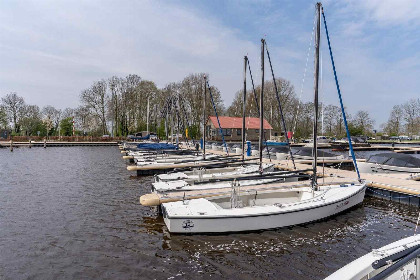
[
  {"x1": 264, "y1": 41, "x2": 296, "y2": 169},
  {"x1": 206, "y1": 80, "x2": 229, "y2": 155},
  {"x1": 322, "y1": 8, "x2": 361, "y2": 182},
  {"x1": 293, "y1": 12, "x2": 317, "y2": 135},
  {"x1": 247, "y1": 58, "x2": 272, "y2": 162}
]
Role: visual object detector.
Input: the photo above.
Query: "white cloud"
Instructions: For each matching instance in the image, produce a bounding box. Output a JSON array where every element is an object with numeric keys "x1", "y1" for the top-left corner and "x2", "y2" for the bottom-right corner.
[
  {"x1": 344, "y1": 0, "x2": 420, "y2": 26},
  {"x1": 0, "y1": 0, "x2": 259, "y2": 108}
]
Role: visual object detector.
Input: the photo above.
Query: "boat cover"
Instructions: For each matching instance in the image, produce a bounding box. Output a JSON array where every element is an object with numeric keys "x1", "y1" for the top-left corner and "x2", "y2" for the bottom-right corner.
[{"x1": 367, "y1": 153, "x2": 420, "y2": 168}]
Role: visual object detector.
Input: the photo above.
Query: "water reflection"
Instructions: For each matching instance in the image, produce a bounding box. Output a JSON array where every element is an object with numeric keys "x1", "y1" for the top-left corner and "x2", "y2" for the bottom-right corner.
[{"x1": 0, "y1": 147, "x2": 418, "y2": 280}]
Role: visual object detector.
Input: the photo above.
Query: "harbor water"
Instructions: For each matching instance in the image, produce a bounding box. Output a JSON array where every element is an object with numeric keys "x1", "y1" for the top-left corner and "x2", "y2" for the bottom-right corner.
[{"x1": 1, "y1": 146, "x2": 418, "y2": 279}]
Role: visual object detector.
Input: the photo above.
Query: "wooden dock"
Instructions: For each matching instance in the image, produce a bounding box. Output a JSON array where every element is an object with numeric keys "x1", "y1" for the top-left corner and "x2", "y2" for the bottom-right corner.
[
  {"x1": 204, "y1": 148, "x2": 420, "y2": 206},
  {"x1": 0, "y1": 141, "x2": 119, "y2": 147}
]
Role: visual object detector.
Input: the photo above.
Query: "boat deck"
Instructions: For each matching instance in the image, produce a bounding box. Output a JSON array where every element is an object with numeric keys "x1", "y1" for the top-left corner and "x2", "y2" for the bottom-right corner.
[{"x1": 206, "y1": 148, "x2": 420, "y2": 206}]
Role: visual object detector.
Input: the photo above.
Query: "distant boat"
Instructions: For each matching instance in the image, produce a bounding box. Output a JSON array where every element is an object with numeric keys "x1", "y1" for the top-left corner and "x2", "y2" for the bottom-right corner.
[
  {"x1": 155, "y1": 163, "x2": 274, "y2": 182},
  {"x1": 357, "y1": 153, "x2": 420, "y2": 174},
  {"x1": 324, "y1": 234, "x2": 420, "y2": 280},
  {"x1": 275, "y1": 146, "x2": 344, "y2": 161}
]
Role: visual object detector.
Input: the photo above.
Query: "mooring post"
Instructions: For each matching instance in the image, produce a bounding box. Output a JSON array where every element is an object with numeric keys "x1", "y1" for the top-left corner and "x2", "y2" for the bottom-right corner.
[
  {"x1": 44, "y1": 138, "x2": 46, "y2": 149},
  {"x1": 28, "y1": 138, "x2": 31, "y2": 149},
  {"x1": 10, "y1": 139, "x2": 13, "y2": 152}
]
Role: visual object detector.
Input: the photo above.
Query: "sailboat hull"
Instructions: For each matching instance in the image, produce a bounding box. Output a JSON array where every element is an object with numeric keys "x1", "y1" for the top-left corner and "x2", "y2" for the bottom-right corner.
[
  {"x1": 357, "y1": 161, "x2": 420, "y2": 174},
  {"x1": 162, "y1": 184, "x2": 366, "y2": 233}
]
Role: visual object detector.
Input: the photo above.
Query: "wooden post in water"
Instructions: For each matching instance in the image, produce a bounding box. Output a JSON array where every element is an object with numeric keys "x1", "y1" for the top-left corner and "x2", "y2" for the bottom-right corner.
[
  {"x1": 28, "y1": 138, "x2": 31, "y2": 149},
  {"x1": 312, "y1": 2, "x2": 322, "y2": 190},
  {"x1": 203, "y1": 75, "x2": 207, "y2": 160},
  {"x1": 10, "y1": 139, "x2": 13, "y2": 152},
  {"x1": 259, "y1": 39, "x2": 265, "y2": 173},
  {"x1": 44, "y1": 138, "x2": 47, "y2": 148},
  {"x1": 242, "y1": 56, "x2": 247, "y2": 162}
]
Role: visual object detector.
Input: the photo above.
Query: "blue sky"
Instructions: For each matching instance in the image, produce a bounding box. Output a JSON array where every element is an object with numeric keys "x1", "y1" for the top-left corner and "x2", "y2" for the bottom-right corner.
[{"x1": 0, "y1": 0, "x2": 419, "y2": 127}]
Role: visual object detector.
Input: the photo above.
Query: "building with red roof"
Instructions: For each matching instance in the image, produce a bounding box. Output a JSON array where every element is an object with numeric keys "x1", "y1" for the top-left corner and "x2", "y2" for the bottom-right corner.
[{"x1": 206, "y1": 116, "x2": 274, "y2": 141}]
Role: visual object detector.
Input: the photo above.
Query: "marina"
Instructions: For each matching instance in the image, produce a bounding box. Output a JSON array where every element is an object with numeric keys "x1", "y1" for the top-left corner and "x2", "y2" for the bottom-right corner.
[
  {"x1": 1, "y1": 0, "x2": 420, "y2": 279},
  {"x1": 1, "y1": 146, "x2": 419, "y2": 279}
]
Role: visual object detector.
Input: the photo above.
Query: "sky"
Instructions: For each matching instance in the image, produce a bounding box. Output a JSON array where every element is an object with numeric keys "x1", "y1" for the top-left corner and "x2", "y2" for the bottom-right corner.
[{"x1": 0, "y1": 0, "x2": 419, "y2": 128}]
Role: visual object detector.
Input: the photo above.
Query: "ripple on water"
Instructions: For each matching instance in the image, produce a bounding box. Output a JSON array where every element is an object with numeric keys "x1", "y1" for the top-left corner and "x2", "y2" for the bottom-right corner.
[{"x1": 0, "y1": 147, "x2": 418, "y2": 280}]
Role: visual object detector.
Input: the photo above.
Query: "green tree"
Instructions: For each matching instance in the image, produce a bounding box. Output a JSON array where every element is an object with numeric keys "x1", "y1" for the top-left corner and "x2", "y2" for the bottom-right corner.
[{"x1": 60, "y1": 117, "x2": 73, "y2": 136}]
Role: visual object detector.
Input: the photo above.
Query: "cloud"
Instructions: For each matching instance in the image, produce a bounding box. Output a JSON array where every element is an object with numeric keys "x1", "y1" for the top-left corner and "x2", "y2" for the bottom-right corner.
[{"x1": 0, "y1": 0, "x2": 258, "y2": 108}]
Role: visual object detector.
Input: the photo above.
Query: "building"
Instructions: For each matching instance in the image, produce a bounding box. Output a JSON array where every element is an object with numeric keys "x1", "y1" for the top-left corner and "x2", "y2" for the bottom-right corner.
[{"x1": 206, "y1": 116, "x2": 273, "y2": 141}]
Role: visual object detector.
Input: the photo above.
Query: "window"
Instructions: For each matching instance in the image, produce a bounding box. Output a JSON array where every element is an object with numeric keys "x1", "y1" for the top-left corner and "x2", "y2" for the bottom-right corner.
[
  {"x1": 255, "y1": 129, "x2": 259, "y2": 134},
  {"x1": 223, "y1": 129, "x2": 231, "y2": 136},
  {"x1": 237, "y1": 128, "x2": 242, "y2": 136}
]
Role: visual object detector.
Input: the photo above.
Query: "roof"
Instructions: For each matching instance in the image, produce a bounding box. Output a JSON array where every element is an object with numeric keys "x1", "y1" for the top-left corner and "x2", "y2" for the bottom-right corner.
[{"x1": 207, "y1": 116, "x2": 273, "y2": 130}]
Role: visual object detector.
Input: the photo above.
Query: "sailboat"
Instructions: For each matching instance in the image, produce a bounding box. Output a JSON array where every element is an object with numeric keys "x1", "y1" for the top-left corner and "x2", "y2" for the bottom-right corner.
[
  {"x1": 357, "y1": 152, "x2": 420, "y2": 174},
  {"x1": 155, "y1": 163, "x2": 275, "y2": 182},
  {"x1": 325, "y1": 234, "x2": 420, "y2": 280},
  {"x1": 161, "y1": 9, "x2": 366, "y2": 233}
]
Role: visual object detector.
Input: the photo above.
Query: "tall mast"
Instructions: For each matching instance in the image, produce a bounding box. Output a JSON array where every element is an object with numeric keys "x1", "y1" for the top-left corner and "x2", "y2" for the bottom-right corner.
[
  {"x1": 203, "y1": 76, "x2": 207, "y2": 159},
  {"x1": 146, "y1": 96, "x2": 150, "y2": 135},
  {"x1": 259, "y1": 39, "x2": 265, "y2": 172},
  {"x1": 242, "y1": 56, "x2": 247, "y2": 162},
  {"x1": 312, "y1": 2, "x2": 322, "y2": 189}
]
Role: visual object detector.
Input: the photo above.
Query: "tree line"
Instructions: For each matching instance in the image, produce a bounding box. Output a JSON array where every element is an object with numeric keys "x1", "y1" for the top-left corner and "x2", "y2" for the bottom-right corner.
[{"x1": 1, "y1": 73, "x2": 418, "y2": 139}]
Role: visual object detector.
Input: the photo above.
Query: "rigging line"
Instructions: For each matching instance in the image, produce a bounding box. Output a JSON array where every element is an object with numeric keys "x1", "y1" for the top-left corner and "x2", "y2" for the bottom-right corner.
[
  {"x1": 293, "y1": 12, "x2": 317, "y2": 135},
  {"x1": 322, "y1": 7, "x2": 361, "y2": 181},
  {"x1": 264, "y1": 41, "x2": 296, "y2": 169},
  {"x1": 206, "y1": 80, "x2": 229, "y2": 156},
  {"x1": 320, "y1": 50, "x2": 324, "y2": 135},
  {"x1": 247, "y1": 58, "x2": 272, "y2": 162}
]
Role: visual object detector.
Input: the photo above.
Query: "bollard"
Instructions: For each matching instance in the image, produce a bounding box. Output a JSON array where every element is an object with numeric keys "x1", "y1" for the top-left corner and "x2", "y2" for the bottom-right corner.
[
  {"x1": 44, "y1": 138, "x2": 46, "y2": 149},
  {"x1": 10, "y1": 139, "x2": 13, "y2": 152},
  {"x1": 29, "y1": 138, "x2": 32, "y2": 149},
  {"x1": 246, "y1": 141, "x2": 251, "y2": 156}
]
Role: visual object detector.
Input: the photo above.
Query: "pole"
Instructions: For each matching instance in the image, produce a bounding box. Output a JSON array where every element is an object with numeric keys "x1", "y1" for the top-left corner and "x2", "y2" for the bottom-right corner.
[
  {"x1": 165, "y1": 103, "x2": 168, "y2": 140},
  {"x1": 146, "y1": 96, "x2": 150, "y2": 136},
  {"x1": 312, "y1": 2, "x2": 321, "y2": 189},
  {"x1": 259, "y1": 39, "x2": 265, "y2": 173},
  {"x1": 203, "y1": 76, "x2": 207, "y2": 159},
  {"x1": 242, "y1": 56, "x2": 247, "y2": 162}
]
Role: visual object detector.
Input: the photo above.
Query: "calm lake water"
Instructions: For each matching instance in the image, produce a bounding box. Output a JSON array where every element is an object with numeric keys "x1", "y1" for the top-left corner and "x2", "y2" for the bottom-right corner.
[{"x1": 0, "y1": 146, "x2": 418, "y2": 279}]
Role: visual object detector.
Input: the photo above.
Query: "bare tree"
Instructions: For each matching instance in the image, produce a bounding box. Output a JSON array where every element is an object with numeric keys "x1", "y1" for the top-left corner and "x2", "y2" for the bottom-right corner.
[
  {"x1": 402, "y1": 98, "x2": 420, "y2": 136},
  {"x1": 42, "y1": 105, "x2": 62, "y2": 134},
  {"x1": 1, "y1": 92, "x2": 25, "y2": 133},
  {"x1": 80, "y1": 80, "x2": 109, "y2": 135},
  {"x1": 385, "y1": 105, "x2": 404, "y2": 136},
  {"x1": 20, "y1": 104, "x2": 42, "y2": 136},
  {"x1": 352, "y1": 110, "x2": 375, "y2": 135}
]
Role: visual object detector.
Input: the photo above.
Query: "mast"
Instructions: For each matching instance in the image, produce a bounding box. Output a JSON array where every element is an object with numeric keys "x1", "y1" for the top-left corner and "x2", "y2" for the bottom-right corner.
[
  {"x1": 242, "y1": 56, "x2": 247, "y2": 162},
  {"x1": 259, "y1": 39, "x2": 265, "y2": 172},
  {"x1": 203, "y1": 76, "x2": 207, "y2": 159},
  {"x1": 312, "y1": 2, "x2": 322, "y2": 189},
  {"x1": 146, "y1": 96, "x2": 150, "y2": 136}
]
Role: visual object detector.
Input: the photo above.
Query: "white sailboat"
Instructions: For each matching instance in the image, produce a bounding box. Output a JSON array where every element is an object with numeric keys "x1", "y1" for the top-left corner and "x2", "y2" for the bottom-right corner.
[
  {"x1": 162, "y1": 183, "x2": 365, "y2": 233},
  {"x1": 135, "y1": 154, "x2": 218, "y2": 166},
  {"x1": 155, "y1": 163, "x2": 274, "y2": 182},
  {"x1": 357, "y1": 153, "x2": 420, "y2": 174},
  {"x1": 161, "y1": 13, "x2": 366, "y2": 234},
  {"x1": 325, "y1": 234, "x2": 420, "y2": 280}
]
